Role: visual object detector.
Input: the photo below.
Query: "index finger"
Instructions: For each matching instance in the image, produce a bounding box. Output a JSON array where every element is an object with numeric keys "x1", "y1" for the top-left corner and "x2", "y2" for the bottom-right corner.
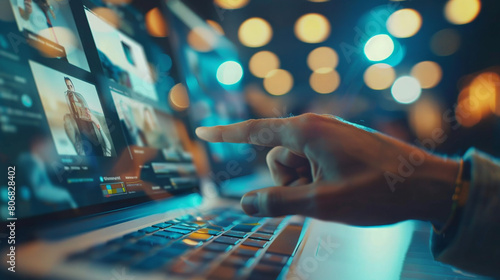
[{"x1": 195, "y1": 118, "x2": 296, "y2": 148}]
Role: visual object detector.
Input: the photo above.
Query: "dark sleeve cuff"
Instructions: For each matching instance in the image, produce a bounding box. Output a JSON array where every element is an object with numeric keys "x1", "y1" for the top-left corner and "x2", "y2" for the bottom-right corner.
[{"x1": 430, "y1": 148, "x2": 500, "y2": 278}]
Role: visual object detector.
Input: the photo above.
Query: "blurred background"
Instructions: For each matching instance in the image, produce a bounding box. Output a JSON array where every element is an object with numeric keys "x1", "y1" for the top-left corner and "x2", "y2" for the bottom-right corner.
[{"x1": 137, "y1": 0, "x2": 500, "y2": 163}]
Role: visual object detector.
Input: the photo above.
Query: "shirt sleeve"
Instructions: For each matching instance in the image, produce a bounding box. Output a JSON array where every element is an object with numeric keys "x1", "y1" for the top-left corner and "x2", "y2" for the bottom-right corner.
[{"x1": 431, "y1": 148, "x2": 500, "y2": 278}]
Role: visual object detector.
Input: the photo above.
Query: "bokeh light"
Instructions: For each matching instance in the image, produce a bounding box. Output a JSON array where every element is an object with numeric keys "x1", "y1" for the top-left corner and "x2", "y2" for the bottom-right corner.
[
  {"x1": 294, "y1": 13, "x2": 331, "y2": 44},
  {"x1": 214, "y1": 0, "x2": 249, "y2": 10},
  {"x1": 310, "y1": 68, "x2": 340, "y2": 94},
  {"x1": 456, "y1": 72, "x2": 500, "y2": 123},
  {"x1": 307, "y1": 47, "x2": 339, "y2": 71},
  {"x1": 36, "y1": 27, "x2": 77, "y2": 58},
  {"x1": 391, "y1": 76, "x2": 422, "y2": 104},
  {"x1": 92, "y1": 7, "x2": 121, "y2": 28},
  {"x1": 264, "y1": 69, "x2": 294, "y2": 96},
  {"x1": 187, "y1": 27, "x2": 217, "y2": 52},
  {"x1": 364, "y1": 63, "x2": 396, "y2": 90},
  {"x1": 249, "y1": 51, "x2": 280, "y2": 78},
  {"x1": 445, "y1": 0, "x2": 481, "y2": 25},
  {"x1": 386, "y1": 9, "x2": 422, "y2": 38},
  {"x1": 206, "y1": 20, "x2": 225, "y2": 35},
  {"x1": 411, "y1": 61, "x2": 443, "y2": 89},
  {"x1": 217, "y1": 61, "x2": 244, "y2": 85},
  {"x1": 146, "y1": 8, "x2": 168, "y2": 37},
  {"x1": 169, "y1": 83, "x2": 190, "y2": 111},
  {"x1": 409, "y1": 98, "x2": 444, "y2": 140},
  {"x1": 238, "y1": 18, "x2": 273, "y2": 48},
  {"x1": 364, "y1": 34, "x2": 394, "y2": 62},
  {"x1": 430, "y1": 29, "x2": 461, "y2": 56}
]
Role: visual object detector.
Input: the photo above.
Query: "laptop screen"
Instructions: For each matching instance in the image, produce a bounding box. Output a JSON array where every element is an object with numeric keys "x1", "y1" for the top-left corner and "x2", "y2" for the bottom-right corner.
[{"x1": 0, "y1": 0, "x2": 198, "y2": 223}]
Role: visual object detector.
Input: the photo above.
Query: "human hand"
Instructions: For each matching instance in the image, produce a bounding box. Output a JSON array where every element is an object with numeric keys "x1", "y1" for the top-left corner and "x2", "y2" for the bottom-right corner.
[{"x1": 196, "y1": 113, "x2": 459, "y2": 226}]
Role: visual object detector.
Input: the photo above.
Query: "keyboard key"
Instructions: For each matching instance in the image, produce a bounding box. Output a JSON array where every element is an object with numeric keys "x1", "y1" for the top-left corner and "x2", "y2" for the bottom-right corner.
[
  {"x1": 222, "y1": 255, "x2": 254, "y2": 267},
  {"x1": 207, "y1": 265, "x2": 239, "y2": 280},
  {"x1": 171, "y1": 225, "x2": 197, "y2": 231},
  {"x1": 188, "y1": 251, "x2": 220, "y2": 262},
  {"x1": 164, "y1": 227, "x2": 191, "y2": 235},
  {"x1": 250, "y1": 233, "x2": 273, "y2": 241},
  {"x1": 261, "y1": 253, "x2": 289, "y2": 265},
  {"x1": 153, "y1": 231, "x2": 183, "y2": 239},
  {"x1": 267, "y1": 224, "x2": 302, "y2": 256},
  {"x1": 231, "y1": 224, "x2": 259, "y2": 232},
  {"x1": 257, "y1": 228, "x2": 276, "y2": 235},
  {"x1": 168, "y1": 259, "x2": 204, "y2": 275},
  {"x1": 191, "y1": 221, "x2": 208, "y2": 227},
  {"x1": 165, "y1": 219, "x2": 180, "y2": 224},
  {"x1": 186, "y1": 232, "x2": 213, "y2": 242},
  {"x1": 137, "y1": 236, "x2": 169, "y2": 246},
  {"x1": 211, "y1": 220, "x2": 235, "y2": 228},
  {"x1": 242, "y1": 239, "x2": 268, "y2": 248},
  {"x1": 203, "y1": 242, "x2": 232, "y2": 253},
  {"x1": 266, "y1": 218, "x2": 284, "y2": 226},
  {"x1": 138, "y1": 226, "x2": 159, "y2": 234},
  {"x1": 223, "y1": 230, "x2": 248, "y2": 239},
  {"x1": 234, "y1": 248, "x2": 260, "y2": 257},
  {"x1": 240, "y1": 217, "x2": 263, "y2": 224},
  {"x1": 152, "y1": 222, "x2": 171, "y2": 229},
  {"x1": 196, "y1": 228, "x2": 222, "y2": 235},
  {"x1": 124, "y1": 231, "x2": 146, "y2": 239},
  {"x1": 171, "y1": 239, "x2": 203, "y2": 250},
  {"x1": 180, "y1": 222, "x2": 202, "y2": 228},
  {"x1": 214, "y1": 236, "x2": 241, "y2": 245}
]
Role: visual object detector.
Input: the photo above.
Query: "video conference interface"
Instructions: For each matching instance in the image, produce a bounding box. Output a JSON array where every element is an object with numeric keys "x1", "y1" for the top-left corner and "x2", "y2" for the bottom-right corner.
[{"x1": 0, "y1": 0, "x2": 197, "y2": 219}]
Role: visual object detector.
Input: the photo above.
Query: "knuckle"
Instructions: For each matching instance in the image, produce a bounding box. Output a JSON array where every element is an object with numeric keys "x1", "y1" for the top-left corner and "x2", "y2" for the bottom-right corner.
[{"x1": 295, "y1": 114, "x2": 326, "y2": 140}]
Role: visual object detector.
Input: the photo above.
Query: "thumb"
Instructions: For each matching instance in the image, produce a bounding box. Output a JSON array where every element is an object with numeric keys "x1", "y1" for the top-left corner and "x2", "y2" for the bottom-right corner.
[{"x1": 240, "y1": 184, "x2": 316, "y2": 217}]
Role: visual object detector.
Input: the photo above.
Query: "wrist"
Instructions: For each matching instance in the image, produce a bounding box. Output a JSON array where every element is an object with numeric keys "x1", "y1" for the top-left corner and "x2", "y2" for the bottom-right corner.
[{"x1": 411, "y1": 156, "x2": 460, "y2": 225}]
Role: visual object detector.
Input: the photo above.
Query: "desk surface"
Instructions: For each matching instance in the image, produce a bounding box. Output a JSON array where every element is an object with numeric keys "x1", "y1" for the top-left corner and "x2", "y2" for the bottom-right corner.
[{"x1": 290, "y1": 220, "x2": 490, "y2": 280}]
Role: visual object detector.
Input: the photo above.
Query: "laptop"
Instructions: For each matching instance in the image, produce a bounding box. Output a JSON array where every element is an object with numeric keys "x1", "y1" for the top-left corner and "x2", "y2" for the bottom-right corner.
[{"x1": 0, "y1": 0, "x2": 308, "y2": 279}]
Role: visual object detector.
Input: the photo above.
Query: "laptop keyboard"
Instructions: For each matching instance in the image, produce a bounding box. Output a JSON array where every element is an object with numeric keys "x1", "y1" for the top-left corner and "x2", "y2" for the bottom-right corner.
[{"x1": 67, "y1": 207, "x2": 305, "y2": 280}]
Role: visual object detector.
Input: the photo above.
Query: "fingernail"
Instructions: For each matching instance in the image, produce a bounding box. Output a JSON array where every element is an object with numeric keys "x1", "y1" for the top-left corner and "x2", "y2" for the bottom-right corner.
[
  {"x1": 241, "y1": 193, "x2": 259, "y2": 216},
  {"x1": 195, "y1": 127, "x2": 210, "y2": 140}
]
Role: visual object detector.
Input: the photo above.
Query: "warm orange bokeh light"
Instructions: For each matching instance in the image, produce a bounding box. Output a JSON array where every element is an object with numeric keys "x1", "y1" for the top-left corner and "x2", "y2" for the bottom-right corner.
[
  {"x1": 456, "y1": 72, "x2": 500, "y2": 126},
  {"x1": 169, "y1": 83, "x2": 190, "y2": 111},
  {"x1": 146, "y1": 8, "x2": 168, "y2": 37}
]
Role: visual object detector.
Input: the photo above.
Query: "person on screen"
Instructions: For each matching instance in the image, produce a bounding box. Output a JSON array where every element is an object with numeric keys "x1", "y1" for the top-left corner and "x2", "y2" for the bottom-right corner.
[
  {"x1": 118, "y1": 100, "x2": 146, "y2": 147},
  {"x1": 17, "y1": 0, "x2": 56, "y2": 34},
  {"x1": 196, "y1": 113, "x2": 500, "y2": 278},
  {"x1": 63, "y1": 77, "x2": 113, "y2": 157}
]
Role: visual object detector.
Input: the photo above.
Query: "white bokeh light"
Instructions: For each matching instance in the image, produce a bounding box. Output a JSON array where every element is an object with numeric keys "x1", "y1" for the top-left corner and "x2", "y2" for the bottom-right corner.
[
  {"x1": 391, "y1": 76, "x2": 422, "y2": 104},
  {"x1": 217, "y1": 61, "x2": 243, "y2": 85},
  {"x1": 364, "y1": 34, "x2": 395, "y2": 61}
]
